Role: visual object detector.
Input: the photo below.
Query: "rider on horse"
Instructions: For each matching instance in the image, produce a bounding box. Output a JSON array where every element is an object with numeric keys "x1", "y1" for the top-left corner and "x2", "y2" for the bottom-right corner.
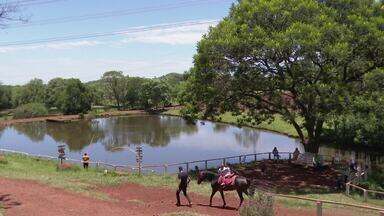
[{"x1": 218, "y1": 163, "x2": 235, "y2": 186}]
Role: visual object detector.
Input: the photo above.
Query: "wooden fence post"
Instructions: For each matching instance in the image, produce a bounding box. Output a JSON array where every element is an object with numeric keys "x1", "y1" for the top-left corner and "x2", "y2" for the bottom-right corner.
[
  {"x1": 222, "y1": 158, "x2": 226, "y2": 165},
  {"x1": 163, "y1": 164, "x2": 168, "y2": 174},
  {"x1": 239, "y1": 156, "x2": 242, "y2": 164},
  {"x1": 346, "y1": 183, "x2": 350, "y2": 196},
  {"x1": 316, "y1": 201, "x2": 322, "y2": 216},
  {"x1": 269, "y1": 153, "x2": 271, "y2": 160},
  {"x1": 363, "y1": 189, "x2": 368, "y2": 202},
  {"x1": 186, "y1": 163, "x2": 189, "y2": 173},
  {"x1": 254, "y1": 154, "x2": 257, "y2": 162},
  {"x1": 205, "y1": 160, "x2": 208, "y2": 170}
]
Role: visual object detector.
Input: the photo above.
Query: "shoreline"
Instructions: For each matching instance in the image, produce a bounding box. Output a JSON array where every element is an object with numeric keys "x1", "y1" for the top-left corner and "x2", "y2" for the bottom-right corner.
[{"x1": 161, "y1": 111, "x2": 300, "y2": 140}]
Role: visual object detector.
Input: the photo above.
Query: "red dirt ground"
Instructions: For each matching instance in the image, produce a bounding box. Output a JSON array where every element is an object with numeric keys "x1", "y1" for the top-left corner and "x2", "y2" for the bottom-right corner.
[{"x1": 0, "y1": 177, "x2": 357, "y2": 216}]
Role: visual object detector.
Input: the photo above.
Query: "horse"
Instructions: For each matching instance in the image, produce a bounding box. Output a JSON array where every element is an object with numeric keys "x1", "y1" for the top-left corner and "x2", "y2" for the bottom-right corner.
[{"x1": 197, "y1": 170, "x2": 253, "y2": 210}]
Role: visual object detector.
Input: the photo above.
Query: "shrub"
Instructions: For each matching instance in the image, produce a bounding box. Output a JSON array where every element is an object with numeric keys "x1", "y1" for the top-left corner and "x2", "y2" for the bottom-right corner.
[
  {"x1": 240, "y1": 192, "x2": 275, "y2": 216},
  {"x1": 13, "y1": 103, "x2": 48, "y2": 119}
]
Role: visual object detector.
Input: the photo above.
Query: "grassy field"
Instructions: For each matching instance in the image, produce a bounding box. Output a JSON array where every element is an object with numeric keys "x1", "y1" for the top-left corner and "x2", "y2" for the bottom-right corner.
[
  {"x1": 0, "y1": 153, "x2": 382, "y2": 215},
  {"x1": 163, "y1": 109, "x2": 302, "y2": 137}
]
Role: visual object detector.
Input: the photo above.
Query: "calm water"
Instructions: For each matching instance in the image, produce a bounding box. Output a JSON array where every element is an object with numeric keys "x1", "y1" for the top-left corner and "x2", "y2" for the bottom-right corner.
[
  {"x1": 0, "y1": 115, "x2": 381, "y2": 170},
  {"x1": 0, "y1": 115, "x2": 302, "y2": 166}
]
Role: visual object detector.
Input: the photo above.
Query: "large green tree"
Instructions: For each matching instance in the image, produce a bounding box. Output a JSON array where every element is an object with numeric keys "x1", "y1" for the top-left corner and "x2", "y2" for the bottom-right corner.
[
  {"x1": 0, "y1": 84, "x2": 12, "y2": 110},
  {"x1": 101, "y1": 71, "x2": 127, "y2": 109},
  {"x1": 45, "y1": 78, "x2": 66, "y2": 108},
  {"x1": 18, "y1": 79, "x2": 46, "y2": 105},
  {"x1": 186, "y1": 0, "x2": 384, "y2": 153},
  {"x1": 139, "y1": 80, "x2": 171, "y2": 110},
  {"x1": 58, "y1": 79, "x2": 91, "y2": 115}
]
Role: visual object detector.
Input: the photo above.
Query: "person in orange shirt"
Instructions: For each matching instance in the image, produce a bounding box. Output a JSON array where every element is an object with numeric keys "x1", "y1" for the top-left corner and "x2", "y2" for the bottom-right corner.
[{"x1": 82, "y1": 153, "x2": 90, "y2": 169}]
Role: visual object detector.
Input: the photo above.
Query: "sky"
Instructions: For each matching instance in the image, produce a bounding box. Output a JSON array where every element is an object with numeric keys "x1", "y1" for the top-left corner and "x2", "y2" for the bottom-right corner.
[{"x1": 0, "y1": 0, "x2": 235, "y2": 85}]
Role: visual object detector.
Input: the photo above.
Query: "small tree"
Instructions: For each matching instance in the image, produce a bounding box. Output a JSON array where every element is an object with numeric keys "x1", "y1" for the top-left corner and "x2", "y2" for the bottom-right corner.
[
  {"x1": 139, "y1": 80, "x2": 171, "y2": 110},
  {"x1": 58, "y1": 79, "x2": 91, "y2": 115}
]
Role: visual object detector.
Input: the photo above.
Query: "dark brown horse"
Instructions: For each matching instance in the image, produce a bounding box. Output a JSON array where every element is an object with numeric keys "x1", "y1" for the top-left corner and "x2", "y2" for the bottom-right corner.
[{"x1": 197, "y1": 170, "x2": 253, "y2": 209}]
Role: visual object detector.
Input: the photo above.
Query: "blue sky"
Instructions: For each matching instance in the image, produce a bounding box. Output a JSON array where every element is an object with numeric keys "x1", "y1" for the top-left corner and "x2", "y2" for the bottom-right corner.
[{"x1": 0, "y1": 0, "x2": 235, "y2": 84}]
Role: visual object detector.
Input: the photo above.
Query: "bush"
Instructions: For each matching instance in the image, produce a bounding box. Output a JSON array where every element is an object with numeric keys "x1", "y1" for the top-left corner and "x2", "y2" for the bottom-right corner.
[
  {"x1": 13, "y1": 103, "x2": 48, "y2": 119},
  {"x1": 240, "y1": 192, "x2": 275, "y2": 216}
]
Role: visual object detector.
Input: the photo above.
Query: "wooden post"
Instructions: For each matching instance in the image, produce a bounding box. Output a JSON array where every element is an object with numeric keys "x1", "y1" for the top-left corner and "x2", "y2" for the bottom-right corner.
[
  {"x1": 223, "y1": 158, "x2": 226, "y2": 165},
  {"x1": 269, "y1": 153, "x2": 271, "y2": 160},
  {"x1": 163, "y1": 164, "x2": 168, "y2": 174},
  {"x1": 186, "y1": 163, "x2": 189, "y2": 173},
  {"x1": 205, "y1": 160, "x2": 208, "y2": 170},
  {"x1": 254, "y1": 154, "x2": 257, "y2": 162},
  {"x1": 96, "y1": 162, "x2": 100, "y2": 168},
  {"x1": 239, "y1": 156, "x2": 242, "y2": 164},
  {"x1": 316, "y1": 201, "x2": 322, "y2": 216},
  {"x1": 363, "y1": 189, "x2": 368, "y2": 202},
  {"x1": 346, "y1": 183, "x2": 350, "y2": 196},
  {"x1": 289, "y1": 153, "x2": 292, "y2": 160}
]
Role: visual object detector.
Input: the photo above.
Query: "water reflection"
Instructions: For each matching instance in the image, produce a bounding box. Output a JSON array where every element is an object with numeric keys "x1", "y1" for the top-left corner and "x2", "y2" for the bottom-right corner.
[
  {"x1": 12, "y1": 121, "x2": 105, "y2": 151},
  {"x1": 45, "y1": 121, "x2": 105, "y2": 151},
  {"x1": 13, "y1": 122, "x2": 46, "y2": 142},
  {"x1": 1, "y1": 115, "x2": 382, "y2": 166},
  {"x1": 101, "y1": 115, "x2": 198, "y2": 151}
]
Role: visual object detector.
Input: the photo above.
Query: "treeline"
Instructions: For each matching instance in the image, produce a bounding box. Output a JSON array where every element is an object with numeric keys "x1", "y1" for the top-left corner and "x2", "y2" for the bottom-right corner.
[{"x1": 0, "y1": 71, "x2": 186, "y2": 118}]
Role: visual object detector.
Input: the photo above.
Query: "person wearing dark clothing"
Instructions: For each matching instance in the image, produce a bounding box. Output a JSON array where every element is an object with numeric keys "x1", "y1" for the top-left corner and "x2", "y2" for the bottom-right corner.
[
  {"x1": 176, "y1": 166, "x2": 192, "y2": 206},
  {"x1": 82, "y1": 153, "x2": 90, "y2": 169},
  {"x1": 272, "y1": 147, "x2": 280, "y2": 161}
]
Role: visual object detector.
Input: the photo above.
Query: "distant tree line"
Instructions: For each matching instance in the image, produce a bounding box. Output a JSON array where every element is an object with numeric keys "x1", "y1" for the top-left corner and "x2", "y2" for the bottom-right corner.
[{"x1": 0, "y1": 72, "x2": 186, "y2": 116}]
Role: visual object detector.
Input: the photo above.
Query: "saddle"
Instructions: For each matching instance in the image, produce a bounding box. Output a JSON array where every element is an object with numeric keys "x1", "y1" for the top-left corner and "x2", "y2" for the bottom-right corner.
[{"x1": 219, "y1": 174, "x2": 237, "y2": 186}]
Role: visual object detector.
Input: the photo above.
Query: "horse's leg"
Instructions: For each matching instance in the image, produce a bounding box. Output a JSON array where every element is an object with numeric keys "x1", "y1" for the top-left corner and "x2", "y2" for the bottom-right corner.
[
  {"x1": 219, "y1": 189, "x2": 226, "y2": 208},
  {"x1": 209, "y1": 188, "x2": 217, "y2": 207},
  {"x1": 236, "y1": 189, "x2": 244, "y2": 210}
]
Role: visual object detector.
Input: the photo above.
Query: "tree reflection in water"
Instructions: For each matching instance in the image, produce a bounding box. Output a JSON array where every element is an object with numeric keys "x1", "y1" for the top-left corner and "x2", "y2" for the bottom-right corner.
[
  {"x1": 12, "y1": 120, "x2": 105, "y2": 151},
  {"x1": 101, "y1": 115, "x2": 198, "y2": 151},
  {"x1": 234, "y1": 127, "x2": 260, "y2": 153},
  {"x1": 12, "y1": 122, "x2": 47, "y2": 142}
]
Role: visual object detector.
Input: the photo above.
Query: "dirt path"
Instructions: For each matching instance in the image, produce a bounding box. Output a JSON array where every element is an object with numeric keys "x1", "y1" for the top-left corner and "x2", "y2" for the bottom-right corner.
[{"x1": 0, "y1": 177, "x2": 332, "y2": 216}]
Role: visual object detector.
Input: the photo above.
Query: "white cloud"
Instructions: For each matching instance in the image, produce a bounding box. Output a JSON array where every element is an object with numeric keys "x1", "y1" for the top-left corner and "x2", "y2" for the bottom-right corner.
[
  {"x1": 0, "y1": 40, "x2": 102, "y2": 53},
  {"x1": 121, "y1": 23, "x2": 214, "y2": 45}
]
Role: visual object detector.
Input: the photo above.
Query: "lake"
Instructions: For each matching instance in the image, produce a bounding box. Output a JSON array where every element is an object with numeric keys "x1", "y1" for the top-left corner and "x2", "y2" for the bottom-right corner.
[{"x1": 0, "y1": 115, "x2": 381, "y2": 171}]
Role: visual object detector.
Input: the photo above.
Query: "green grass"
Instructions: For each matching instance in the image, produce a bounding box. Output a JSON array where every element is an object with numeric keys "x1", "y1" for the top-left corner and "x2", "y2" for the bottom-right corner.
[{"x1": 163, "y1": 109, "x2": 302, "y2": 137}]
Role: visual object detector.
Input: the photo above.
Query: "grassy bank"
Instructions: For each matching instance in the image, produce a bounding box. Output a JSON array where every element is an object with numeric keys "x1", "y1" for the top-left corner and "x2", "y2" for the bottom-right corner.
[
  {"x1": 0, "y1": 153, "x2": 382, "y2": 214},
  {"x1": 163, "y1": 109, "x2": 303, "y2": 138}
]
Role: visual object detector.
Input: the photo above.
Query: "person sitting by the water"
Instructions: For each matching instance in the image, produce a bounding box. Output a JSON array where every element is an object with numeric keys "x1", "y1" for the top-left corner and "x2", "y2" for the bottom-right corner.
[
  {"x1": 82, "y1": 153, "x2": 90, "y2": 169},
  {"x1": 292, "y1": 148, "x2": 300, "y2": 161},
  {"x1": 313, "y1": 154, "x2": 324, "y2": 171},
  {"x1": 272, "y1": 147, "x2": 280, "y2": 161},
  {"x1": 176, "y1": 166, "x2": 192, "y2": 207}
]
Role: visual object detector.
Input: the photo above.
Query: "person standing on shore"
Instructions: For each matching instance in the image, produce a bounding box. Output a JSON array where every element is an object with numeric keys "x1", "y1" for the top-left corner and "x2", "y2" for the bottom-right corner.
[
  {"x1": 176, "y1": 166, "x2": 192, "y2": 207},
  {"x1": 82, "y1": 153, "x2": 90, "y2": 169}
]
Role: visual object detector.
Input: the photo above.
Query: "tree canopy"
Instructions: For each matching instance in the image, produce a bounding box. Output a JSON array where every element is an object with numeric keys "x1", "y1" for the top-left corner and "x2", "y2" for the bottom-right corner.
[{"x1": 184, "y1": 0, "x2": 384, "y2": 153}]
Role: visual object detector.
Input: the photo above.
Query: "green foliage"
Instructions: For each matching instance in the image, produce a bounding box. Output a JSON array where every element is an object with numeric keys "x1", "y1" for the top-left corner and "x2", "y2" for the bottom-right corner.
[
  {"x1": 58, "y1": 79, "x2": 92, "y2": 115},
  {"x1": 45, "y1": 78, "x2": 66, "y2": 108},
  {"x1": 327, "y1": 69, "x2": 384, "y2": 147},
  {"x1": 184, "y1": 0, "x2": 384, "y2": 153},
  {"x1": 124, "y1": 77, "x2": 147, "y2": 108},
  {"x1": 101, "y1": 71, "x2": 127, "y2": 109},
  {"x1": 0, "y1": 85, "x2": 12, "y2": 110},
  {"x1": 13, "y1": 103, "x2": 48, "y2": 119},
  {"x1": 240, "y1": 192, "x2": 275, "y2": 216},
  {"x1": 19, "y1": 79, "x2": 46, "y2": 105},
  {"x1": 139, "y1": 80, "x2": 171, "y2": 110}
]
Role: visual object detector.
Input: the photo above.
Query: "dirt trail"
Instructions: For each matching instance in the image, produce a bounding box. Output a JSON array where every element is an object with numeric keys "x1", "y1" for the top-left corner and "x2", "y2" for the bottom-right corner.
[{"x1": 0, "y1": 177, "x2": 328, "y2": 216}]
